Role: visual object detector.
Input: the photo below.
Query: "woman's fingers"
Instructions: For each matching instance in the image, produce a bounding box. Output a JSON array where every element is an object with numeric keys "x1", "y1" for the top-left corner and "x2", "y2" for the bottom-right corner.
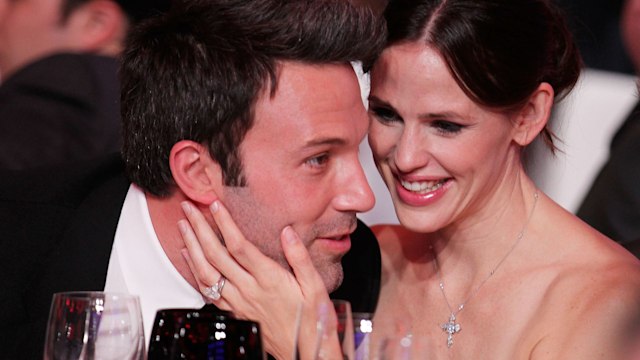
[
  {"x1": 181, "y1": 248, "x2": 247, "y2": 314},
  {"x1": 181, "y1": 201, "x2": 227, "y2": 262},
  {"x1": 179, "y1": 202, "x2": 253, "y2": 292},
  {"x1": 179, "y1": 201, "x2": 311, "y2": 359},
  {"x1": 209, "y1": 200, "x2": 278, "y2": 280},
  {"x1": 179, "y1": 220, "x2": 221, "y2": 286},
  {"x1": 281, "y1": 226, "x2": 327, "y2": 297},
  {"x1": 279, "y1": 226, "x2": 335, "y2": 359}
]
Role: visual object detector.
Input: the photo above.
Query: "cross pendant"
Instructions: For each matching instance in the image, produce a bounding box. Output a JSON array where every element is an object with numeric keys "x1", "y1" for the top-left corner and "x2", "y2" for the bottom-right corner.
[{"x1": 441, "y1": 313, "x2": 461, "y2": 348}]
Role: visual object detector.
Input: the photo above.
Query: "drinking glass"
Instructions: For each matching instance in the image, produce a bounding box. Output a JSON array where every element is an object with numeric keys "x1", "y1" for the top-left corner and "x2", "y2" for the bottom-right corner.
[
  {"x1": 353, "y1": 312, "x2": 374, "y2": 360},
  {"x1": 315, "y1": 299, "x2": 355, "y2": 359},
  {"x1": 44, "y1": 292, "x2": 145, "y2": 360},
  {"x1": 147, "y1": 306, "x2": 265, "y2": 359}
]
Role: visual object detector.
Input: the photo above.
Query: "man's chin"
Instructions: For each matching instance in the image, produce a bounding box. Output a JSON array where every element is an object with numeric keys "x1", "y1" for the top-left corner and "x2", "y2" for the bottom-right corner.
[
  {"x1": 321, "y1": 263, "x2": 344, "y2": 293},
  {"x1": 279, "y1": 256, "x2": 344, "y2": 292}
]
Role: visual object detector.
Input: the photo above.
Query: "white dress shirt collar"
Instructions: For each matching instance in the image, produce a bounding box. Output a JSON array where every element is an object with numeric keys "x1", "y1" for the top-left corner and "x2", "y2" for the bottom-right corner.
[{"x1": 104, "y1": 184, "x2": 205, "y2": 341}]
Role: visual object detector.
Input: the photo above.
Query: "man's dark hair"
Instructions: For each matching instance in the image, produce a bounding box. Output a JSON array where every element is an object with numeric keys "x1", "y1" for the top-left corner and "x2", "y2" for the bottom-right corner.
[{"x1": 120, "y1": 0, "x2": 386, "y2": 196}]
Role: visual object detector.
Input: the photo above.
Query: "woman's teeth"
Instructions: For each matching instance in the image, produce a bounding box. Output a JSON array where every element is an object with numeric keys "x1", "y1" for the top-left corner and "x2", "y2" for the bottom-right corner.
[{"x1": 400, "y1": 179, "x2": 446, "y2": 193}]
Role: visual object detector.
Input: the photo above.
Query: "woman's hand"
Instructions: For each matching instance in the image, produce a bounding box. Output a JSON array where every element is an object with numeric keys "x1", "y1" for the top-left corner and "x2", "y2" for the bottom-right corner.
[{"x1": 178, "y1": 200, "x2": 340, "y2": 359}]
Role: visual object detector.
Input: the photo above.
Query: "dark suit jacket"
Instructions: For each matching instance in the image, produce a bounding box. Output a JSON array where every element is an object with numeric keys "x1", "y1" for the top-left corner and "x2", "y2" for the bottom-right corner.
[
  {"x1": 578, "y1": 102, "x2": 640, "y2": 257},
  {"x1": 0, "y1": 154, "x2": 381, "y2": 359},
  {"x1": 0, "y1": 53, "x2": 122, "y2": 170}
]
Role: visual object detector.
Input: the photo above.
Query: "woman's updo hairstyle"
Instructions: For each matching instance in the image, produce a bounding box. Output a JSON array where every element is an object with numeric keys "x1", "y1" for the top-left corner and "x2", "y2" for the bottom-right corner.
[{"x1": 383, "y1": 0, "x2": 583, "y2": 152}]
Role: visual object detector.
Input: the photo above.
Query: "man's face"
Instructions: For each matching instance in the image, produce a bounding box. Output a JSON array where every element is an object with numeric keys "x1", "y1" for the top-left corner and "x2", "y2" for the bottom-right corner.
[
  {"x1": 0, "y1": 0, "x2": 74, "y2": 78},
  {"x1": 220, "y1": 62, "x2": 375, "y2": 292}
]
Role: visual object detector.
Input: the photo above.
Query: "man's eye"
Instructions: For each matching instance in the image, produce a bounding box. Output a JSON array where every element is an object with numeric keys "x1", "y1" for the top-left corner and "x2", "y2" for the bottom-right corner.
[
  {"x1": 306, "y1": 154, "x2": 329, "y2": 168},
  {"x1": 433, "y1": 120, "x2": 464, "y2": 134},
  {"x1": 369, "y1": 105, "x2": 400, "y2": 123}
]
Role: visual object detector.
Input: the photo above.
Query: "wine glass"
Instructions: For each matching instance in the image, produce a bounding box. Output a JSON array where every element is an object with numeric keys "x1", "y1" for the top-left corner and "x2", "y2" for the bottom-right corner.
[
  {"x1": 315, "y1": 299, "x2": 355, "y2": 359},
  {"x1": 44, "y1": 292, "x2": 145, "y2": 360},
  {"x1": 353, "y1": 312, "x2": 374, "y2": 360},
  {"x1": 147, "y1": 306, "x2": 265, "y2": 359}
]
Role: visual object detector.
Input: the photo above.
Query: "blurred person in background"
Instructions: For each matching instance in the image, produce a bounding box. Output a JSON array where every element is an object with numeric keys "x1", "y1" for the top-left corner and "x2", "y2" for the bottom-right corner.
[
  {"x1": 0, "y1": 0, "x2": 168, "y2": 170},
  {"x1": 577, "y1": 0, "x2": 640, "y2": 257},
  {"x1": 0, "y1": 0, "x2": 386, "y2": 358}
]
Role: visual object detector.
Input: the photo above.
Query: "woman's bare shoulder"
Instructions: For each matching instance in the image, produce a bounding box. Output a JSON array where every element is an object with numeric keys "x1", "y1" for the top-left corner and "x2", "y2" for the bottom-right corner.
[
  {"x1": 529, "y1": 216, "x2": 640, "y2": 358},
  {"x1": 531, "y1": 257, "x2": 640, "y2": 358},
  {"x1": 541, "y1": 209, "x2": 640, "y2": 297},
  {"x1": 537, "y1": 198, "x2": 639, "y2": 268}
]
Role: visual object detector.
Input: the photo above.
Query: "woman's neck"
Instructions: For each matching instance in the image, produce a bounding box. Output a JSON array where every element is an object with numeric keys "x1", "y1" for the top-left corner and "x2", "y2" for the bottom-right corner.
[{"x1": 429, "y1": 174, "x2": 539, "y2": 281}]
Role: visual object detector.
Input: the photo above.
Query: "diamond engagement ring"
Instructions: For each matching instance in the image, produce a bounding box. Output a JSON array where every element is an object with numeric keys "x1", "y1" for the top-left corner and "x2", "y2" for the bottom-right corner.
[{"x1": 203, "y1": 276, "x2": 226, "y2": 300}]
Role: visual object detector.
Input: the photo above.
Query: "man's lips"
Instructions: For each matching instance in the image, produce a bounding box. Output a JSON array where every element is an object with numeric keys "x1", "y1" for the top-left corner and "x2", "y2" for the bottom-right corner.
[
  {"x1": 317, "y1": 232, "x2": 352, "y2": 253},
  {"x1": 323, "y1": 234, "x2": 349, "y2": 241}
]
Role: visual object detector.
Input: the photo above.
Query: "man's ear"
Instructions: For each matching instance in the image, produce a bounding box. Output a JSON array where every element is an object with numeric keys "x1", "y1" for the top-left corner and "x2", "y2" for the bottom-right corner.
[
  {"x1": 169, "y1": 140, "x2": 223, "y2": 205},
  {"x1": 63, "y1": 0, "x2": 129, "y2": 55},
  {"x1": 512, "y1": 82, "x2": 554, "y2": 147}
]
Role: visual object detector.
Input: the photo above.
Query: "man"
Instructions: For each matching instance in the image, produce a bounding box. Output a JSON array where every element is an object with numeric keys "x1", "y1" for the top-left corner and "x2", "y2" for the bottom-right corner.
[
  {"x1": 0, "y1": 0, "x2": 386, "y2": 358},
  {"x1": 0, "y1": 0, "x2": 168, "y2": 170},
  {"x1": 577, "y1": 0, "x2": 640, "y2": 257}
]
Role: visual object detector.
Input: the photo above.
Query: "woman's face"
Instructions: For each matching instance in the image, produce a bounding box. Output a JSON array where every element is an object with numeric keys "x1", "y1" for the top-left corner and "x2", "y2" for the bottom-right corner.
[{"x1": 368, "y1": 43, "x2": 522, "y2": 233}]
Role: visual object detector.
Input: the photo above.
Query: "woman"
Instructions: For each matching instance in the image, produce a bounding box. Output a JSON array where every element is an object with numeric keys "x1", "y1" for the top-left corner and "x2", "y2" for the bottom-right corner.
[{"x1": 179, "y1": 0, "x2": 640, "y2": 358}]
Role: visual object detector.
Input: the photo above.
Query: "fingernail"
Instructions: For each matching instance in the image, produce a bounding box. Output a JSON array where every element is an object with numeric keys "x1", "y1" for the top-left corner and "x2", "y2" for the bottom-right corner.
[
  {"x1": 210, "y1": 201, "x2": 219, "y2": 213},
  {"x1": 282, "y1": 226, "x2": 297, "y2": 244},
  {"x1": 177, "y1": 219, "x2": 188, "y2": 235},
  {"x1": 181, "y1": 201, "x2": 192, "y2": 215}
]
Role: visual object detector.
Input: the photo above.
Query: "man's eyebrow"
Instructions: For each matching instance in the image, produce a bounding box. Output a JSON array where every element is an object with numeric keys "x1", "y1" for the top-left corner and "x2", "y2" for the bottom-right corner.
[{"x1": 302, "y1": 137, "x2": 347, "y2": 149}]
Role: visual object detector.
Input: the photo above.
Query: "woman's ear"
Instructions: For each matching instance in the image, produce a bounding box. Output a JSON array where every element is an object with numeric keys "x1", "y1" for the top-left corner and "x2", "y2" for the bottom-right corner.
[
  {"x1": 512, "y1": 82, "x2": 554, "y2": 147},
  {"x1": 169, "y1": 140, "x2": 222, "y2": 205},
  {"x1": 64, "y1": 0, "x2": 129, "y2": 55}
]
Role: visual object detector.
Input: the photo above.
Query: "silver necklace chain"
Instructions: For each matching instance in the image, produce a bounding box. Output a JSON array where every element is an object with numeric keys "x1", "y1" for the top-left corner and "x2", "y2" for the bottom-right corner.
[{"x1": 432, "y1": 192, "x2": 539, "y2": 348}]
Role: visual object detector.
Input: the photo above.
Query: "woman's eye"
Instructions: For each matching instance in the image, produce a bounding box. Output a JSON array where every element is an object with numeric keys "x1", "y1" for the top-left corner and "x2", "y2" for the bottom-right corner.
[
  {"x1": 369, "y1": 106, "x2": 400, "y2": 123},
  {"x1": 306, "y1": 154, "x2": 329, "y2": 168},
  {"x1": 433, "y1": 120, "x2": 464, "y2": 134}
]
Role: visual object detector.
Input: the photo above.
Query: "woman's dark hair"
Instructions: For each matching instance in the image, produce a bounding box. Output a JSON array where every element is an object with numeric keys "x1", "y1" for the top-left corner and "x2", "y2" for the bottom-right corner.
[
  {"x1": 383, "y1": 0, "x2": 583, "y2": 152},
  {"x1": 120, "y1": 0, "x2": 386, "y2": 196}
]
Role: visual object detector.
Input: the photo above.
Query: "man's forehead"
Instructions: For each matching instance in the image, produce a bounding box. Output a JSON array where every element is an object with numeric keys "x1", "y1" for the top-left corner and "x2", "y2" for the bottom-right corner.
[
  {"x1": 254, "y1": 61, "x2": 361, "y2": 115},
  {"x1": 268, "y1": 60, "x2": 358, "y2": 93},
  {"x1": 246, "y1": 61, "x2": 367, "y2": 151}
]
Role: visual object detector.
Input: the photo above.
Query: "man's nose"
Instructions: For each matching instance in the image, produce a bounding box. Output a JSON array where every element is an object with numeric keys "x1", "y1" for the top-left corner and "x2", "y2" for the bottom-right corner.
[{"x1": 333, "y1": 158, "x2": 375, "y2": 213}]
